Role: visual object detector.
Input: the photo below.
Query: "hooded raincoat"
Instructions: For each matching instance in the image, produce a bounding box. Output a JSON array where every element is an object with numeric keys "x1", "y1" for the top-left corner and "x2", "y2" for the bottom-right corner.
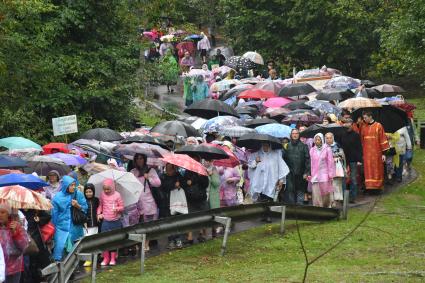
[
  {"x1": 309, "y1": 134, "x2": 335, "y2": 197},
  {"x1": 52, "y1": 176, "x2": 88, "y2": 261}
]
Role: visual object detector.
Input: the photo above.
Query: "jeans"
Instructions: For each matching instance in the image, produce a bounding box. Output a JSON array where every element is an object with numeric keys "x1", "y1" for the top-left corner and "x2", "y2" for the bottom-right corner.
[
  {"x1": 348, "y1": 162, "x2": 358, "y2": 201},
  {"x1": 394, "y1": 154, "x2": 405, "y2": 180}
]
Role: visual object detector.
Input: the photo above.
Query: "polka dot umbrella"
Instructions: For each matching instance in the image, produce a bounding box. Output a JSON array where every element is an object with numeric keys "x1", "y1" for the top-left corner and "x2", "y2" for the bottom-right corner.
[{"x1": 225, "y1": 56, "x2": 257, "y2": 71}]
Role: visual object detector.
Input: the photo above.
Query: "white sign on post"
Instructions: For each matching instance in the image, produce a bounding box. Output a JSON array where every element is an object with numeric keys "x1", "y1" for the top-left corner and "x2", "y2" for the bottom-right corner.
[{"x1": 52, "y1": 115, "x2": 78, "y2": 136}]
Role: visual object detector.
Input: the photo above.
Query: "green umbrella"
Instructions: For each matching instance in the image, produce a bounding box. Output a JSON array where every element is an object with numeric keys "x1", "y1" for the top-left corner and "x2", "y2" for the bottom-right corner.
[{"x1": 0, "y1": 137, "x2": 42, "y2": 151}]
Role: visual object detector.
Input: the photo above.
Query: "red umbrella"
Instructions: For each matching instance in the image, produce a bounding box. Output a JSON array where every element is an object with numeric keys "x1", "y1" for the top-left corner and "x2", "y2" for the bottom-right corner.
[
  {"x1": 42, "y1": 143, "x2": 70, "y2": 154},
  {"x1": 209, "y1": 143, "x2": 240, "y2": 168},
  {"x1": 0, "y1": 169, "x2": 23, "y2": 176},
  {"x1": 238, "y1": 89, "x2": 276, "y2": 100},
  {"x1": 161, "y1": 153, "x2": 208, "y2": 176}
]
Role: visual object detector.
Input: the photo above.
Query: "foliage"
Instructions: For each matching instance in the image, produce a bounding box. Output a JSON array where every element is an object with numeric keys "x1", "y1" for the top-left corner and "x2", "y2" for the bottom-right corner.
[{"x1": 0, "y1": 0, "x2": 140, "y2": 143}]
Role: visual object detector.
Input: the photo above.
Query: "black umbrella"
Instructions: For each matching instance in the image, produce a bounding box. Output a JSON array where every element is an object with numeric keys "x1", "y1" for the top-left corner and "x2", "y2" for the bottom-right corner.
[
  {"x1": 283, "y1": 100, "x2": 312, "y2": 110},
  {"x1": 351, "y1": 105, "x2": 408, "y2": 133},
  {"x1": 235, "y1": 106, "x2": 258, "y2": 117},
  {"x1": 0, "y1": 156, "x2": 27, "y2": 169},
  {"x1": 361, "y1": 80, "x2": 377, "y2": 87},
  {"x1": 175, "y1": 144, "x2": 229, "y2": 160},
  {"x1": 287, "y1": 109, "x2": 320, "y2": 116},
  {"x1": 225, "y1": 56, "x2": 257, "y2": 70},
  {"x1": 244, "y1": 118, "x2": 277, "y2": 128},
  {"x1": 80, "y1": 128, "x2": 123, "y2": 142},
  {"x1": 184, "y1": 99, "x2": 239, "y2": 119},
  {"x1": 355, "y1": 88, "x2": 384, "y2": 99},
  {"x1": 120, "y1": 135, "x2": 169, "y2": 150},
  {"x1": 237, "y1": 133, "x2": 282, "y2": 150},
  {"x1": 220, "y1": 87, "x2": 250, "y2": 101},
  {"x1": 300, "y1": 124, "x2": 348, "y2": 140},
  {"x1": 278, "y1": 83, "x2": 316, "y2": 97},
  {"x1": 315, "y1": 89, "x2": 354, "y2": 101},
  {"x1": 151, "y1": 121, "x2": 201, "y2": 137}
]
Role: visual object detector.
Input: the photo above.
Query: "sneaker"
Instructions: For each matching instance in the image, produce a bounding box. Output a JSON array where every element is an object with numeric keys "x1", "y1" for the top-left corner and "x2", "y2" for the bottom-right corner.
[
  {"x1": 197, "y1": 236, "x2": 206, "y2": 243},
  {"x1": 175, "y1": 240, "x2": 183, "y2": 249},
  {"x1": 83, "y1": 261, "x2": 92, "y2": 267},
  {"x1": 167, "y1": 241, "x2": 176, "y2": 250}
]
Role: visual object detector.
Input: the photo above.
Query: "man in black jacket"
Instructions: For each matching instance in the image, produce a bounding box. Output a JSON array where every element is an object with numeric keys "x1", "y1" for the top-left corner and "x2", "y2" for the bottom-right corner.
[{"x1": 340, "y1": 118, "x2": 363, "y2": 203}]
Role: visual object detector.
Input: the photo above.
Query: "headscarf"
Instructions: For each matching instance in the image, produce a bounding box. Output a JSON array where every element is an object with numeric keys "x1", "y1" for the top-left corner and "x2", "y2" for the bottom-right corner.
[
  {"x1": 102, "y1": 178, "x2": 116, "y2": 195},
  {"x1": 325, "y1": 132, "x2": 336, "y2": 147},
  {"x1": 48, "y1": 170, "x2": 60, "y2": 181},
  {"x1": 84, "y1": 183, "x2": 96, "y2": 198},
  {"x1": 314, "y1": 133, "x2": 324, "y2": 151},
  {"x1": 0, "y1": 203, "x2": 11, "y2": 214}
]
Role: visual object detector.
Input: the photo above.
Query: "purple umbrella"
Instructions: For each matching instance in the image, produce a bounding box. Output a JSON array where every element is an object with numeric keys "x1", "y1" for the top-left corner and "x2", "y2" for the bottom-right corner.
[{"x1": 48, "y1": 153, "x2": 88, "y2": 166}]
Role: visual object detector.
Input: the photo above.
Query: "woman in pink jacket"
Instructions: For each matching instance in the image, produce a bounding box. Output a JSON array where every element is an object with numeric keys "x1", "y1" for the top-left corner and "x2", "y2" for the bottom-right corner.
[
  {"x1": 130, "y1": 153, "x2": 161, "y2": 251},
  {"x1": 218, "y1": 166, "x2": 241, "y2": 207},
  {"x1": 309, "y1": 133, "x2": 336, "y2": 208},
  {"x1": 97, "y1": 179, "x2": 124, "y2": 266}
]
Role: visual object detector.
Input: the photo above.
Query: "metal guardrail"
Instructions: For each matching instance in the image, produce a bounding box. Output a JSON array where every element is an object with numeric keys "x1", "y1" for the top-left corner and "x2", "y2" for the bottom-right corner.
[{"x1": 42, "y1": 202, "x2": 340, "y2": 283}]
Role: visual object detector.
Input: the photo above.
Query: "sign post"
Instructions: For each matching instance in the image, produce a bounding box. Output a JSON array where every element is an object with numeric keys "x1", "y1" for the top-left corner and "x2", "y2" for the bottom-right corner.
[{"x1": 52, "y1": 115, "x2": 78, "y2": 139}]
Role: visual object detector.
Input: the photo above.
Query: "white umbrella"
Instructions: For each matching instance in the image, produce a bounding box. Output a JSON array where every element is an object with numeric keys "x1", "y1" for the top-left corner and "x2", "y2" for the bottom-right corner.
[
  {"x1": 242, "y1": 51, "x2": 264, "y2": 65},
  {"x1": 88, "y1": 169, "x2": 143, "y2": 207}
]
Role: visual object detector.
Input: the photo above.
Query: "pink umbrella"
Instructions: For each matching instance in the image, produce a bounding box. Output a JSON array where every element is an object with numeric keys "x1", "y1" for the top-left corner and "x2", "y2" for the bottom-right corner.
[
  {"x1": 211, "y1": 144, "x2": 240, "y2": 168},
  {"x1": 161, "y1": 153, "x2": 208, "y2": 176},
  {"x1": 238, "y1": 89, "x2": 276, "y2": 100},
  {"x1": 253, "y1": 81, "x2": 280, "y2": 94},
  {"x1": 263, "y1": 97, "x2": 294, "y2": 108}
]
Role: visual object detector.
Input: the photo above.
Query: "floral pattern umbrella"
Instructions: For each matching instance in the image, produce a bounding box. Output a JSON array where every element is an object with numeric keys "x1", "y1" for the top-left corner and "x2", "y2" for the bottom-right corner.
[
  {"x1": 0, "y1": 185, "x2": 52, "y2": 210},
  {"x1": 323, "y1": 76, "x2": 361, "y2": 90},
  {"x1": 305, "y1": 100, "x2": 342, "y2": 115},
  {"x1": 202, "y1": 116, "x2": 242, "y2": 133}
]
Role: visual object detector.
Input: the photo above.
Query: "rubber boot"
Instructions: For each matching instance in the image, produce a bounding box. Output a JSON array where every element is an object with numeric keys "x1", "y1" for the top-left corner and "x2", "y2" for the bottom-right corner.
[
  {"x1": 100, "y1": 251, "x2": 110, "y2": 266},
  {"x1": 109, "y1": 252, "x2": 117, "y2": 266}
]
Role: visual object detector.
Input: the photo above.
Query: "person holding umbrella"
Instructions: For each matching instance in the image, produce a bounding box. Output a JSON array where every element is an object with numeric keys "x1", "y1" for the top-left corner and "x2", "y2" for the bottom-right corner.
[
  {"x1": 0, "y1": 203, "x2": 29, "y2": 283},
  {"x1": 283, "y1": 129, "x2": 310, "y2": 205},
  {"x1": 51, "y1": 176, "x2": 88, "y2": 261},
  {"x1": 248, "y1": 142, "x2": 289, "y2": 221}
]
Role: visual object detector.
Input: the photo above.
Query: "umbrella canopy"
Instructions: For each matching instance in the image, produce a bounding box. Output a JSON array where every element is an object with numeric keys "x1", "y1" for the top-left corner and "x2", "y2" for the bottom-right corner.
[
  {"x1": 112, "y1": 143, "x2": 169, "y2": 158},
  {"x1": 82, "y1": 162, "x2": 109, "y2": 175},
  {"x1": 48, "y1": 153, "x2": 87, "y2": 166},
  {"x1": 202, "y1": 116, "x2": 242, "y2": 133},
  {"x1": 220, "y1": 85, "x2": 253, "y2": 101},
  {"x1": 237, "y1": 133, "x2": 282, "y2": 150},
  {"x1": 88, "y1": 169, "x2": 143, "y2": 207},
  {"x1": 184, "y1": 34, "x2": 202, "y2": 40},
  {"x1": 42, "y1": 143, "x2": 70, "y2": 154},
  {"x1": 178, "y1": 116, "x2": 208, "y2": 130},
  {"x1": 0, "y1": 169, "x2": 22, "y2": 176},
  {"x1": 315, "y1": 89, "x2": 354, "y2": 101},
  {"x1": 300, "y1": 124, "x2": 348, "y2": 139},
  {"x1": 283, "y1": 100, "x2": 313, "y2": 110},
  {"x1": 238, "y1": 89, "x2": 276, "y2": 100},
  {"x1": 361, "y1": 80, "x2": 377, "y2": 87},
  {"x1": 210, "y1": 79, "x2": 241, "y2": 93},
  {"x1": 244, "y1": 118, "x2": 277, "y2": 128},
  {"x1": 151, "y1": 121, "x2": 201, "y2": 137},
  {"x1": 24, "y1": 155, "x2": 71, "y2": 176},
  {"x1": 338, "y1": 97, "x2": 382, "y2": 109},
  {"x1": 120, "y1": 135, "x2": 169, "y2": 149},
  {"x1": 71, "y1": 139, "x2": 115, "y2": 154},
  {"x1": 352, "y1": 105, "x2": 408, "y2": 133},
  {"x1": 278, "y1": 83, "x2": 316, "y2": 97},
  {"x1": 184, "y1": 99, "x2": 239, "y2": 119},
  {"x1": 253, "y1": 81, "x2": 280, "y2": 94},
  {"x1": 255, "y1": 124, "x2": 292, "y2": 139},
  {"x1": 224, "y1": 56, "x2": 257, "y2": 70},
  {"x1": 242, "y1": 51, "x2": 264, "y2": 65},
  {"x1": 219, "y1": 126, "x2": 256, "y2": 138},
  {"x1": 161, "y1": 153, "x2": 208, "y2": 176},
  {"x1": 211, "y1": 144, "x2": 240, "y2": 168},
  {"x1": 305, "y1": 100, "x2": 342, "y2": 115},
  {"x1": 0, "y1": 185, "x2": 52, "y2": 210},
  {"x1": 263, "y1": 108, "x2": 291, "y2": 121},
  {"x1": 0, "y1": 156, "x2": 27, "y2": 169},
  {"x1": 323, "y1": 76, "x2": 361, "y2": 89},
  {"x1": 0, "y1": 137, "x2": 42, "y2": 151},
  {"x1": 80, "y1": 128, "x2": 123, "y2": 142},
  {"x1": 175, "y1": 144, "x2": 229, "y2": 160},
  {"x1": 372, "y1": 84, "x2": 405, "y2": 93},
  {"x1": 263, "y1": 97, "x2": 293, "y2": 108},
  {"x1": 356, "y1": 88, "x2": 383, "y2": 99},
  {"x1": 282, "y1": 113, "x2": 321, "y2": 125},
  {"x1": 235, "y1": 106, "x2": 258, "y2": 117},
  {"x1": 0, "y1": 173, "x2": 48, "y2": 190}
]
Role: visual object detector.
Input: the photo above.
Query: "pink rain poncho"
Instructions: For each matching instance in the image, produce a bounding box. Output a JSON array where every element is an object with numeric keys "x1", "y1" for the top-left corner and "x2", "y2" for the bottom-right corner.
[{"x1": 309, "y1": 133, "x2": 335, "y2": 195}]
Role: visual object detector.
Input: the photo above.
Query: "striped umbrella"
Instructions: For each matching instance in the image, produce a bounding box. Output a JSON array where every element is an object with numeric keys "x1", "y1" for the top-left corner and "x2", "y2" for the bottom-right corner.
[{"x1": 0, "y1": 185, "x2": 52, "y2": 210}]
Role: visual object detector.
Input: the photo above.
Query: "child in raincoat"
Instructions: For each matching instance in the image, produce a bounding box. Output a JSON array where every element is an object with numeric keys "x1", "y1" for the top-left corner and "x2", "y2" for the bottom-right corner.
[
  {"x1": 97, "y1": 179, "x2": 124, "y2": 266},
  {"x1": 52, "y1": 176, "x2": 88, "y2": 261}
]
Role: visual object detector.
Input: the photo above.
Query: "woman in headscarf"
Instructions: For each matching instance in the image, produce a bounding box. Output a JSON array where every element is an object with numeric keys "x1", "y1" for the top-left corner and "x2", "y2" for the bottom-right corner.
[
  {"x1": 44, "y1": 170, "x2": 61, "y2": 200},
  {"x1": 0, "y1": 204, "x2": 29, "y2": 283},
  {"x1": 51, "y1": 176, "x2": 88, "y2": 261},
  {"x1": 309, "y1": 133, "x2": 335, "y2": 208},
  {"x1": 159, "y1": 49, "x2": 179, "y2": 93},
  {"x1": 325, "y1": 132, "x2": 346, "y2": 207},
  {"x1": 130, "y1": 153, "x2": 161, "y2": 252}
]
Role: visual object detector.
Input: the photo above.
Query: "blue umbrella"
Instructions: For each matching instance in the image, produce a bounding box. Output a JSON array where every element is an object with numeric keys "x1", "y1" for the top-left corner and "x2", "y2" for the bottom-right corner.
[
  {"x1": 255, "y1": 124, "x2": 292, "y2": 139},
  {"x1": 184, "y1": 34, "x2": 202, "y2": 40},
  {"x1": 0, "y1": 137, "x2": 42, "y2": 150},
  {"x1": 0, "y1": 173, "x2": 48, "y2": 190},
  {"x1": 0, "y1": 156, "x2": 27, "y2": 169}
]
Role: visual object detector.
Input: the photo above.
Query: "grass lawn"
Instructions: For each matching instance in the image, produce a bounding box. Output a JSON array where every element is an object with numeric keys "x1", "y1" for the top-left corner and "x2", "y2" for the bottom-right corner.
[{"x1": 90, "y1": 149, "x2": 425, "y2": 283}]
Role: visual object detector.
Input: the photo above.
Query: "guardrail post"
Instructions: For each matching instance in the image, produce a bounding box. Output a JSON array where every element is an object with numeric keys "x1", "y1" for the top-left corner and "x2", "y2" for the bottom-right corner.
[
  {"x1": 128, "y1": 233, "x2": 147, "y2": 274},
  {"x1": 270, "y1": 206, "x2": 286, "y2": 234},
  {"x1": 58, "y1": 261, "x2": 65, "y2": 283},
  {"x1": 342, "y1": 189, "x2": 350, "y2": 220},
  {"x1": 214, "y1": 216, "x2": 232, "y2": 256},
  {"x1": 91, "y1": 253, "x2": 98, "y2": 283}
]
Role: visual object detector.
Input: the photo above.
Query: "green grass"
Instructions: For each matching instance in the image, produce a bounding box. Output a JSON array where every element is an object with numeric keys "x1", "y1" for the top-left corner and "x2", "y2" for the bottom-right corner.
[{"x1": 90, "y1": 150, "x2": 425, "y2": 283}]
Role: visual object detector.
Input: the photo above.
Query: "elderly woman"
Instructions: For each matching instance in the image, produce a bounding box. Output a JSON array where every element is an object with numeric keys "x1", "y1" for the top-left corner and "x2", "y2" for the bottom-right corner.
[
  {"x1": 0, "y1": 204, "x2": 29, "y2": 283},
  {"x1": 51, "y1": 176, "x2": 88, "y2": 261},
  {"x1": 44, "y1": 170, "x2": 61, "y2": 200},
  {"x1": 309, "y1": 133, "x2": 335, "y2": 208},
  {"x1": 325, "y1": 132, "x2": 346, "y2": 207}
]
